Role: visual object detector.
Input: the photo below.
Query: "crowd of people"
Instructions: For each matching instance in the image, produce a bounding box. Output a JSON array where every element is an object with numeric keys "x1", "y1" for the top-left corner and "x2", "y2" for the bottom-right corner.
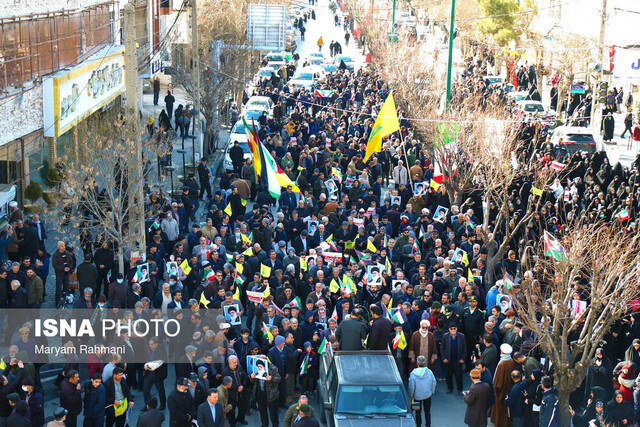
[{"x1": 4, "y1": 4, "x2": 640, "y2": 427}]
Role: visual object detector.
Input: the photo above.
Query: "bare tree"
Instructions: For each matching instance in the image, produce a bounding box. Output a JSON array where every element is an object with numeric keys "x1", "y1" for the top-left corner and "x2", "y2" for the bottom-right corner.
[
  {"x1": 52, "y1": 111, "x2": 160, "y2": 273},
  {"x1": 519, "y1": 224, "x2": 640, "y2": 425}
]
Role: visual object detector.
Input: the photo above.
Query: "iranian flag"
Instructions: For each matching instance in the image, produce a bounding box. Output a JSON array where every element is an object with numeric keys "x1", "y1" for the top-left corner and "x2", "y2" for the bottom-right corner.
[
  {"x1": 618, "y1": 209, "x2": 630, "y2": 221},
  {"x1": 290, "y1": 296, "x2": 302, "y2": 309},
  {"x1": 316, "y1": 89, "x2": 334, "y2": 98},
  {"x1": 543, "y1": 230, "x2": 569, "y2": 261},
  {"x1": 204, "y1": 268, "x2": 215, "y2": 282},
  {"x1": 318, "y1": 337, "x2": 329, "y2": 354},
  {"x1": 550, "y1": 161, "x2": 565, "y2": 171},
  {"x1": 331, "y1": 306, "x2": 338, "y2": 321}
]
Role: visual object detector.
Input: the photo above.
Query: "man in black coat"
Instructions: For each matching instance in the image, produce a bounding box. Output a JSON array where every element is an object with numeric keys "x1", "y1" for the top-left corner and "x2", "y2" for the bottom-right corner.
[
  {"x1": 143, "y1": 337, "x2": 168, "y2": 410},
  {"x1": 59, "y1": 370, "x2": 82, "y2": 427},
  {"x1": 196, "y1": 388, "x2": 225, "y2": 427},
  {"x1": 367, "y1": 305, "x2": 392, "y2": 350},
  {"x1": 136, "y1": 398, "x2": 165, "y2": 427},
  {"x1": 167, "y1": 378, "x2": 196, "y2": 427},
  {"x1": 198, "y1": 158, "x2": 213, "y2": 200},
  {"x1": 229, "y1": 141, "x2": 245, "y2": 175},
  {"x1": 292, "y1": 403, "x2": 320, "y2": 427},
  {"x1": 463, "y1": 369, "x2": 491, "y2": 427},
  {"x1": 104, "y1": 367, "x2": 134, "y2": 427},
  {"x1": 0, "y1": 363, "x2": 23, "y2": 420},
  {"x1": 335, "y1": 308, "x2": 367, "y2": 350},
  {"x1": 441, "y1": 323, "x2": 467, "y2": 395}
]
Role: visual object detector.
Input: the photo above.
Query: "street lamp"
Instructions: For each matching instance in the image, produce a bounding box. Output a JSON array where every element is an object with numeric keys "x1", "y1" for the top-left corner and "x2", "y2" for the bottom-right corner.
[
  {"x1": 445, "y1": 0, "x2": 457, "y2": 110},
  {"x1": 165, "y1": 165, "x2": 175, "y2": 196}
]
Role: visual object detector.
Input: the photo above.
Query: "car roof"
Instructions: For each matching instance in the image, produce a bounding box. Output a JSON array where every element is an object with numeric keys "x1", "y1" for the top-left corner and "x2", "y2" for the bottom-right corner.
[
  {"x1": 556, "y1": 126, "x2": 594, "y2": 135},
  {"x1": 517, "y1": 100, "x2": 543, "y2": 105},
  {"x1": 247, "y1": 96, "x2": 272, "y2": 103},
  {"x1": 334, "y1": 352, "x2": 402, "y2": 385}
]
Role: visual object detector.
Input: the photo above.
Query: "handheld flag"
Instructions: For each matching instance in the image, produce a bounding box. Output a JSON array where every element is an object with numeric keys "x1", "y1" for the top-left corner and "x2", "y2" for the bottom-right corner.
[
  {"x1": 618, "y1": 209, "x2": 630, "y2": 221},
  {"x1": 318, "y1": 337, "x2": 329, "y2": 354},
  {"x1": 330, "y1": 278, "x2": 341, "y2": 293},
  {"x1": 468, "y1": 269, "x2": 475, "y2": 283},
  {"x1": 532, "y1": 186, "x2": 543, "y2": 196},
  {"x1": 260, "y1": 264, "x2": 272, "y2": 277},
  {"x1": 462, "y1": 252, "x2": 469, "y2": 267},
  {"x1": 262, "y1": 322, "x2": 273, "y2": 341},
  {"x1": 392, "y1": 331, "x2": 407, "y2": 350},
  {"x1": 543, "y1": 231, "x2": 569, "y2": 261},
  {"x1": 204, "y1": 268, "x2": 215, "y2": 282},
  {"x1": 331, "y1": 306, "x2": 338, "y2": 321},
  {"x1": 344, "y1": 241, "x2": 355, "y2": 250},
  {"x1": 199, "y1": 291, "x2": 210, "y2": 308},
  {"x1": 243, "y1": 248, "x2": 254, "y2": 257},
  {"x1": 367, "y1": 239, "x2": 378, "y2": 253},
  {"x1": 388, "y1": 297, "x2": 393, "y2": 313},
  {"x1": 550, "y1": 161, "x2": 565, "y2": 171},
  {"x1": 224, "y1": 203, "x2": 232, "y2": 216},
  {"x1": 236, "y1": 262, "x2": 244, "y2": 275},
  {"x1": 180, "y1": 259, "x2": 192, "y2": 275},
  {"x1": 232, "y1": 283, "x2": 241, "y2": 300},
  {"x1": 391, "y1": 309, "x2": 405, "y2": 324},
  {"x1": 241, "y1": 233, "x2": 252, "y2": 244},
  {"x1": 264, "y1": 285, "x2": 271, "y2": 299},
  {"x1": 342, "y1": 274, "x2": 357, "y2": 294},
  {"x1": 243, "y1": 117, "x2": 262, "y2": 177},
  {"x1": 363, "y1": 91, "x2": 400, "y2": 162},
  {"x1": 300, "y1": 257, "x2": 307, "y2": 272},
  {"x1": 384, "y1": 258, "x2": 392, "y2": 275},
  {"x1": 291, "y1": 296, "x2": 302, "y2": 309},
  {"x1": 430, "y1": 179, "x2": 441, "y2": 191},
  {"x1": 299, "y1": 353, "x2": 310, "y2": 376}
]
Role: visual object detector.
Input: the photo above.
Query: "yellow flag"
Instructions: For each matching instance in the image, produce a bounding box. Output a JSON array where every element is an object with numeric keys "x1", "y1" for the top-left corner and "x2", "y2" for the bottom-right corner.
[
  {"x1": 330, "y1": 278, "x2": 340, "y2": 293},
  {"x1": 241, "y1": 198, "x2": 247, "y2": 206},
  {"x1": 261, "y1": 264, "x2": 271, "y2": 278},
  {"x1": 233, "y1": 284, "x2": 240, "y2": 300},
  {"x1": 264, "y1": 284, "x2": 271, "y2": 298},
  {"x1": 462, "y1": 252, "x2": 469, "y2": 266},
  {"x1": 241, "y1": 233, "x2": 252, "y2": 244},
  {"x1": 388, "y1": 297, "x2": 393, "y2": 312},
  {"x1": 224, "y1": 203, "x2": 232, "y2": 216},
  {"x1": 468, "y1": 269, "x2": 475, "y2": 283},
  {"x1": 345, "y1": 241, "x2": 355, "y2": 249},
  {"x1": 300, "y1": 256, "x2": 307, "y2": 272},
  {"x1": 199, "y1": 291, "x2": 210, "y2": 308},
  {"x1": 430, "y1": 179, "x2": 441, "y2": 191},
  {"x1": 114, "y1": 398, "x2": 128, "y2": 417},
  {"x1": 180, "y1": 259, "x2": 192, "y2": 275},
  {"x1": 243, "y1": 248, "x2": 253, "y2": 257},
  {"x1": 367, "y1": 239, "x2": 377, "y2": 253},
  {"x1": 532, "y1": 186, "x2": 543, "y2": 196},
  {"x1": 363, "y1": 91, "x2": 400, "y2": 163},
  {"x1": 236, "y1": 262, "x2": 244, "y2": 275}
]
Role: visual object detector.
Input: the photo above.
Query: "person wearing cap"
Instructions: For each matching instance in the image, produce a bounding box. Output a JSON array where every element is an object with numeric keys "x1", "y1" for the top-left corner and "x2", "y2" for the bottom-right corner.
[
  {"x1": 284, "y1": 395, "x2": 316, "y2": 427},
  {"x1": 490, "y1": 344, "x2": 519, "y2": 427},
  {"x1": 249, "y1": 355, "x2": 281, "y2": 427},
  {"x1": 462, "y1": 295, "x2": 485, "y2": 368},
  {"x1": 267, "y1": 335, "x2": 289, "y2": 408},
  {"x1": 187, "y1": 372, "x2": 207, "y2": 408},
  {"x1": 104, "y1": 367, "x2": 134, "y2": 427},
  {"x1": 176, "y1": 345, "x2": 199, "y2": 380},
  {"x1": 441, "y1": 322, "x2": 467, "y2": 395},
  {"x1": 7, "y1": 400, "x2": 29, "y2": 427},
  {"x1": 463, "y1": 369, "x2": 491, "y2": 427},
  {"x1": 46, "y1": 407, "x2": 68, "y2": 427},
  {"x1": 291, "y1": 402, "x2": 320, "y2": 427},
  {"x1": 168, "y1": 377, "x2": 196, "y2": 426}
]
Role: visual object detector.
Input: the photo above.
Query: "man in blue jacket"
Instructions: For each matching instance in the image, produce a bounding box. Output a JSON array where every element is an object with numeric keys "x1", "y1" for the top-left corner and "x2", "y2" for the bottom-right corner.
[
  {"x1": 83, "y1": 373, "x2": 106, "y2": 427},
  {"x1": 505, "y1": 370, "x2": 528, "y2": 427},
  {"x1": 408, "y1": 355, "x2": 437, "y2": 427},
  {"x1": 539, "y1": 376, "x2": 558, "y2": 427}
]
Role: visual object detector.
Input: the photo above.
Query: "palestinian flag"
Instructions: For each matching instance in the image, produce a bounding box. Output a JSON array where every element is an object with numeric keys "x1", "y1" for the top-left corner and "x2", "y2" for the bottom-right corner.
[
  {"x1": 234, "y1": 272, "x2": 244, "y2": 286},
  {"x1": 316, "y1": 89, "x2": 334, "y2": 98},
  {"x1": 391, "y1": 310, "x2": 405, "y2": 324},
  {"x1": 550, "y1": 161, "x2": 565, "y2": 171},
  {"x1": 226, "y1": 253, "x2": 234, "y2": 262},
  {"x1": 262, "y1": 322, "x2": 274, "y2": 341},
  {"x1": 318, "y1": 337, "x2": 329, "y2": 354},
  {"x1": 299, "y1": 353, "x2": 310, "y2": 375},
  {"x1": 543, "y1": 231, "x2": 569, "y2": 261}
]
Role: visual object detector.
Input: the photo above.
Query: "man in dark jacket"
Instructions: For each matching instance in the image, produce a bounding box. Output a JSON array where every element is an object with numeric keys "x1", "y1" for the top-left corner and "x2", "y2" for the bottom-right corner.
[
  {"x1": 196, "y1": 388, "x2": 225, "y2": 427},
  {"x1": 0, "y1": 363, "x2": 23, "y2": 422},
  {"x1": 59, "y1": 370, "x2": 82, "y2": 427},
  {"x1": 20, "y1": 377, "x2": 44, "y2": 427},
  {"x1": 367, "y1": 305, "x2": 391, "y2": 350},
  {"x1": 335, "y1": 308, "x2": 367, "y2": 350},
  {"x1": 136, "y1": 398, "x2": 165, "y2": 427},
  {"x1": 108, "y1": 273, "x2": 128, "y2": 308},
  {"x1": 83, "y1": 373, "x2": 105, "y2": 427},
  {"x1": 464, "y1": 369, "x2": 491, "y2": 427},
  {"x1": 51, "y1": 241, "x2": 75, "y2": 302},
  {"x1": 104, "y1": 367, "x2": 134, "y2": 427},
  {"x1": 76, "y1": 253, "x2": 99, "y2": 296},
  {"x1": 291, "y1": 403, "x2": 320, "y2": 427},
  {"x1": 250, "y1": 357, "x2": 281, "y2": 427},
  {"x1": 220, "y1": 355, "x2": 248, "y2": 425},
  {"x1": 229, "y1": 142, "x2": 245, "y2": 175},
  {"x1": 167, "y1": 377, "x2": 196, "y2": 427},
  {"x1": 94, "y1": 241, "x2": 115, "y2": 296},
  {"x1": 539, "y1": 376, "x2": 558, "y2": 427},
  {"x1": 198, "y1": 158, "x2": 213, "y2": 200},
  {"x1": 505, "y1": 370, "x2": 528, "y2": 427},
  {"x1": 441, "y1": 323, "x2": 467, "y2": 395},
  {"x1": 143, "y1": 337, "x2": 168, "y2": 410}
]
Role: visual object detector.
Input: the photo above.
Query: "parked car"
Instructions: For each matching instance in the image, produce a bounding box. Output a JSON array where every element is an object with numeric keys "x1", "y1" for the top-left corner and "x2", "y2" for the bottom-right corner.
[
  {"x1": 288, "y1": 67, "x2": 324, "y2": 91},
  {"x1": 223, "y1": 121, "x2": 257, "y2": 172},
  {"x1": 265, "y1": 51, "x2": 286, "y2": 71},
  {"x1": 507, "y1": 91, "x2": 528, "y2": 103},
  {"x1": 551, "y1": 126, "x2": 598, "y2": 153},
  {"x1": 244, "y1": 96, "x2": 274, "y2": 119},
  {"x1": 333, "y1": 54, "x2": 355, "y2": 72},
  {"x1": 317, "y1": 349, "x2": 418, "y2": 427},
  {"x1": 254, "y1": 67, "x2": 276, "y2": 84}
]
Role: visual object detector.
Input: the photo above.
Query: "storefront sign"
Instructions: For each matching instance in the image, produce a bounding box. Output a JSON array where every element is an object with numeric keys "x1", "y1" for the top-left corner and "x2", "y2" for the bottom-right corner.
[
  {"x1": 43, "y1": 46, "x2": 125, "y2": 137},
  {"x1": 612, "y1": 48, "x2": 640, "y2": 79}
]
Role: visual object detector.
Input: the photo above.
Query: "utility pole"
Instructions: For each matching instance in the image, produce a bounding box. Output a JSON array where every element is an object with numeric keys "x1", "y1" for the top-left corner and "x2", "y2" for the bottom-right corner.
[
  {"x1": 124, "y1": 2, "x2": 146, "y2": 259},
  {"x1": 210, "y1": 40, "x2": 223, "y2": 155},
  {"x1": 445, "y1": 0, "x2": 456, "y2": 110},
  {"x1": 592, "y1": 0, "x2": 607, "y2": 132},
  {"x1": 191, "y1": 0, "x2": 200, "y2": 158}
]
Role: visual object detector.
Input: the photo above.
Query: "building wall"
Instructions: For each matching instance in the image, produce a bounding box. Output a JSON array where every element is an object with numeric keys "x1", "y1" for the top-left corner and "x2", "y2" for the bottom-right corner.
[
  {"x1": 0, "y1": 87, "x2": 43, "y2": 146},
  {"x1": 0, "y1": 0, "x2": 111, "y2": 18}
]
